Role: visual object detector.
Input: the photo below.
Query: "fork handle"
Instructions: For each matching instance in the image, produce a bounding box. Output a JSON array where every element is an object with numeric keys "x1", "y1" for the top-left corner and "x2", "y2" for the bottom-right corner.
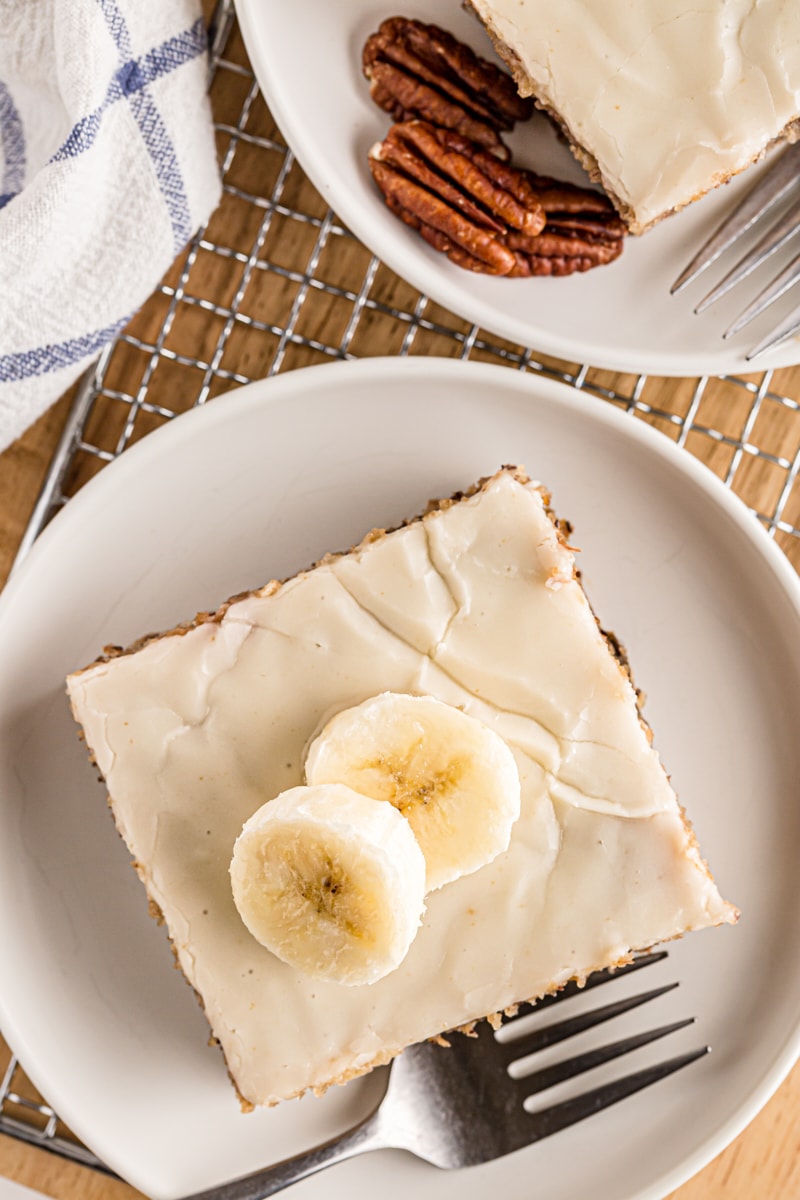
[{"x1": 180, "y1": 1110, "x2": 388, "y2": 1200}]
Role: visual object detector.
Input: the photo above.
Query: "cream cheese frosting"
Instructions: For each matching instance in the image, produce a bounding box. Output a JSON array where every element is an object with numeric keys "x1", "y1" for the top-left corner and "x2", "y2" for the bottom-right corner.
[
  {"x1": 469, "y1": 0, "x2": 800, "y2": 232},
  {"x1": 66, "y1": 471, "x2": 736, "y2": 1106}
]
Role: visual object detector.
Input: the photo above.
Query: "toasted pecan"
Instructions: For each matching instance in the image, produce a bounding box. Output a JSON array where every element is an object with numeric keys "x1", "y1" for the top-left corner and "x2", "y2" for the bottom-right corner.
[
  {"x1": 369, "y1": 121, "x2": 625, "y2": 277},
  {"x1": 370, "y1": 122, "x2": 547, "y2": 274},
  {"x1": 363, "y1": 16, "x2": 533, "y2": 159}
]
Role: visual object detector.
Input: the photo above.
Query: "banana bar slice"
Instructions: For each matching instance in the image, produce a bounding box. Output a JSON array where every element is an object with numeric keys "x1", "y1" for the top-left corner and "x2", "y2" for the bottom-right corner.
[
  {"x1": 468, "y1": 0, "x2": 800, "y2": 234},
  {"x1": 66, "y1": 468, "x2": 737, "y2": 1108}
]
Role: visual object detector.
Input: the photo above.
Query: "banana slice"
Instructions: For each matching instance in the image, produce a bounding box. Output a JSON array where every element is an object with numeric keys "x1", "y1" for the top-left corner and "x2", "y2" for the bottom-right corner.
[
  {"x1": 305, "y1": 693, "x2": 521, "y2": 891},
  {"x1": 229, "y1": 783, "x2": 426, "y2": 986}
]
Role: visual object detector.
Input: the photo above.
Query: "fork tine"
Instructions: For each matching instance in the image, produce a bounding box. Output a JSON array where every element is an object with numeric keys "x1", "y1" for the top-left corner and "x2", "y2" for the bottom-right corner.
[
  {"x1": 523, "y1": 1047, "x2": 710, "y2": 1140},
  {"x1": 515, "y1": 1017, "x2": 695, "y2": 1094},
  {"x1": 496, "y1": 982, "x2": 679, "y2": 1066},
  {"x1": 695, "y1": 198, "x2": 800, "y2": 313},
  {"x1": 722, "y1": 249, "x2": 800, "y2": 338},
  {"x1": 519, "y1": 950, "x2": 668, "y2": 1016},
  {"x1": 671, "y1": 142, "x2": 800, "y2": 293},
  {"x1": 745, "y1": 294, "x2": 800, "y2": 360}
]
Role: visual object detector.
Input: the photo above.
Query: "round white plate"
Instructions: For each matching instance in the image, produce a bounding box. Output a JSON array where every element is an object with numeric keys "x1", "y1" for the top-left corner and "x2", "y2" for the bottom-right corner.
[
  {"x1": 234, "y1": 0, "x2": 800, "y2": 377},
  {"x1": 0, "y1": 359, "x2": 799, "y2": 1200}
]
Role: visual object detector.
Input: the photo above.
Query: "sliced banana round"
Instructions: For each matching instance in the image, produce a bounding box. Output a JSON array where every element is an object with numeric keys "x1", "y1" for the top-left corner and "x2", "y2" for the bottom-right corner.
[
  {"x1": 305, "y1": 692, "x2": 521, "y2": 891},
  {"x1": 229, "y1": 783, "x2": 426, "y2": 986}
]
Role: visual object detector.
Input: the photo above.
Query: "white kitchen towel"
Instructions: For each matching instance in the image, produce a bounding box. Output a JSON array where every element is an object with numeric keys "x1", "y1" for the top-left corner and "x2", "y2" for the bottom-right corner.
[{"x1": 0, "y1": 0, "x2": 222, "y2": 453}]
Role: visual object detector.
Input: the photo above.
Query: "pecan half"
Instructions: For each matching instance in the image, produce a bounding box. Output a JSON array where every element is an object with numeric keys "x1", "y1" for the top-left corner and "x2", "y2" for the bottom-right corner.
[
  {"x1": 505, "y1": 176, "x2": 627, "y2": 275},
  {"x1": 363, "y1": 17, "x2": 533, "y2": 160},
  {"x1": 369, "y1": 121, "x2": 547, "y2": 275},
  {"x1": 369, "y1": 122, "x2": 625, "y2": 277}
]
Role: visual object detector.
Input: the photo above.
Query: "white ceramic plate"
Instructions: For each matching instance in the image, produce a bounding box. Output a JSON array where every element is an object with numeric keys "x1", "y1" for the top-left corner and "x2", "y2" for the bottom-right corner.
[
  {"x1": 234, "y1": 0, "x2": 800, "y2": 377},
  {"x1": 0, "y1": 359, "x2": 799, "y2": 1200}
]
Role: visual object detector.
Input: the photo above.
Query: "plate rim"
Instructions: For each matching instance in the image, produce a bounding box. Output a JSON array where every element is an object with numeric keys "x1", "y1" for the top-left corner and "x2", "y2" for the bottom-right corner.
[
  {"x1": 7, "y1": 358, "x2": 800, "y2": 609},
  {"x1": 232, "y1": 0, "x2": 800, "y2": 378},
  {"x1": 0, "y1": 357, "x2": 799, "y2": 1198}
]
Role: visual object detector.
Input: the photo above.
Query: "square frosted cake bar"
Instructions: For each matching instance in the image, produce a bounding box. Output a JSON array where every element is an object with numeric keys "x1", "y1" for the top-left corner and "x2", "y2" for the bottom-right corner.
[
  {"x1": 67, "y1": 468, "x2": 736, "y2": 1107},
  {"x1": 469, "y1": 0, "x2": 800, "y2": 233}
]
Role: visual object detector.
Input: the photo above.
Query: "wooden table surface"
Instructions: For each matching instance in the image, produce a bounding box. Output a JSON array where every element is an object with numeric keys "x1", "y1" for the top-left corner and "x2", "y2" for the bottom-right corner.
[{"x1": 1, "y1": 9, "x2": 800, "y2": 1199}]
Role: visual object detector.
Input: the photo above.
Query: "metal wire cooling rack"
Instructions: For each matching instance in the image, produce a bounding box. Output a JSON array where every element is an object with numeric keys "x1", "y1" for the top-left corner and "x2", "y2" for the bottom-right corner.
[
  {"x1": 9, "y1": 2, "x2": 800, "y2": 576},
  {"x1": 2, "y1": 0, "x2": 800, "y2": 1176}
]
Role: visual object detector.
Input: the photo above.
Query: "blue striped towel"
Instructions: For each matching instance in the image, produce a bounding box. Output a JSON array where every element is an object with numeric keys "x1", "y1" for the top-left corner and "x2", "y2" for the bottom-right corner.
[{"x1": 0, "y1": 0, "x2": 222, "y2": 453}]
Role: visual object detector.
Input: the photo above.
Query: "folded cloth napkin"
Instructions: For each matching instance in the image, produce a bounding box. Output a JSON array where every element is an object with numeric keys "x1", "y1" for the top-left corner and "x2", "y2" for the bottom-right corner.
[{"x1": 0, "y1": 0, "x2": 222, "y2": 454}]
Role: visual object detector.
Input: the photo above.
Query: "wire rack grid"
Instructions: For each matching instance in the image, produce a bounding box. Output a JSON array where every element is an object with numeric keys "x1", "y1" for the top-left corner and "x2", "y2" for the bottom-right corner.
[{"x1": 2, "y1": 0, "x2": 800, "y2": 1175}]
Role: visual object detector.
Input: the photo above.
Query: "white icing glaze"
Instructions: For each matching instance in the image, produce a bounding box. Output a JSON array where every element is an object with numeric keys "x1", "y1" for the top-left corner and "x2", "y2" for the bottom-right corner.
[
  {"x1": 469, "y1": 0, "x2": 800, "y2": 230},
  {"x1": 67, "y1": 473, "x2": 736, "y2": 1105}
]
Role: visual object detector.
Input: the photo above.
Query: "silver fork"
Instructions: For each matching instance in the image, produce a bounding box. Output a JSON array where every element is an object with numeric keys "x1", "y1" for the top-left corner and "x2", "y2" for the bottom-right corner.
[
  {"x1": 182, "y1": 952, "x2": 707, "y2": 1200},
  {"x1": 672, "y1": 141, "x2": 800, "y2": 360}
]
